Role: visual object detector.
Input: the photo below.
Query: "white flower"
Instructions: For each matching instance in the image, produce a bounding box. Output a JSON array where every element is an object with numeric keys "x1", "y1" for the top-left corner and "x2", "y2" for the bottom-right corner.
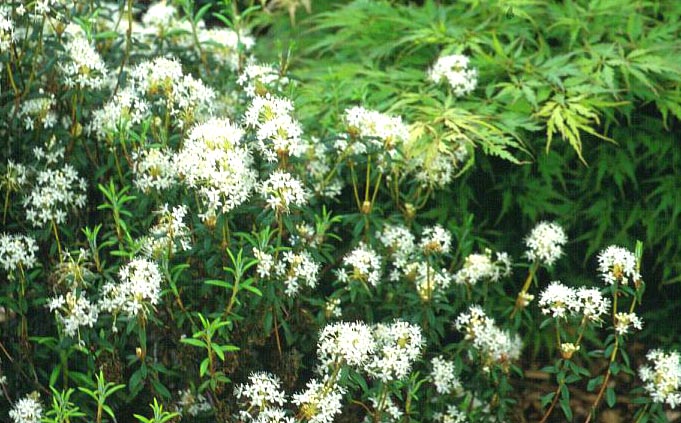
[
  {"x1": 23, "y1": 164, "x2": 87, "y2": 227},
  {"x1": 324, "y1": 297, "x2": 342, "y2": 319},
  {"x1": 639, "y1": 349, "x2": 681, "y2": 409},
  {"x1": 9, "y1": 393, "x2": 43, "y2": 423},
  {"x1": 138, "y1": 204, "x2": 192, "y2": 259},
  {"x1": 59, "y1": 34, "x2": 107, "y2": 90},
  {"x1": 99, "y1": 258, "x2": 163, "y2": 319},
  {"x1": 614, "y1": 312, "x2": 643, "y2": 335},
  {"x1": 597, "y1": 245, "x2": 640, "y2": 286},
  {"x1": 141, "y1": 2, "x2": 177, "y2": 30},
  {"x1": 377, "y1": 224, "x2": 415, "y2": 268},
  {"x1": 338, "y1": 243, "x2": 382, "y2": 287},
  {"x1": 575, "y1": 287, "x2": 610, "y2": 323},
  {"x1": 234, "y1": 372, "x2": 287, "y2": 414},
  {"x1": 365, "y1": 320, "x2": 425, "y2": 382},
  {"x1": 174, "y1": 117, "x2": 257, "y2": 219},
  {"x1": 244, "y1": 94, "x2": 305, "y2": 162},
  {"x1": 0, "y1": 7, "x2": 16, "y2": 53},
  {"x1": 344, "y1": 106, "x2": 410, "y2": 158},
  {"x1": 317, "y1": 321, "x2": 375, "y2": 369},
  {"x1": 402, "y1": 261, "x2": 453, "y2": 301},
  {"x1": 366, "y1": 395, "x2": 402, "y2": 422},
  {"x1": 419, "y1": 225, "x2": 452, "y2": 255},
  {"x1": 176, "y1": 389, "x2": 212, "y2": 417},
  {"x1": 538, "y1": 281, "x2": 579, "y2": 319},
  {"x1": 292, "y1": 379, "x2": 345, "y2": 423},
  {"x1": 429, "y1": 54, "x2": 478, "y2": 97},
  {"x1": 200, "y1": 28, "x2": 255, "y2": 71},
  {"x1": 454, "y1": 249, "x2": 512, "y2": 285},
  {"x1": 0, "y1": 233, "x2": 38, "y2": 273},
  {"x1": 254, "y1": 248, "x2": 275, "y2": 278},
  {"x1": 48, "y1": 290, "x2": 99, "y2": 338},
  {"x1": 260, "y1": 171, "x2": 308, "y2": 214},
  {"x1": 274, "y1": 250, "x2": 320, "y2": 296},
  {"x1": 524, "y1": 221, "x2": 567, "y2": 266},
  {"x1": 132, "y1": 148, "x2": 177, "y2": 193},
  {"x1": 237, "y1": 62, "x2": 288, "y2": 97},
  {"x1": 455, "y1": 305, "x2": 522, "y2": 371},
  {"x1": 431, "y1": 356, "x2": 462, "y2": 395},
  {"x1": 88, "y1": 87, "x2": 151, "y2": 140},
  {"x1": 433, "y1": 404, "x2": 468, "y2": 423},
  {"x1": 16, "y1": 95, "x2": 57, "y2": 131}
]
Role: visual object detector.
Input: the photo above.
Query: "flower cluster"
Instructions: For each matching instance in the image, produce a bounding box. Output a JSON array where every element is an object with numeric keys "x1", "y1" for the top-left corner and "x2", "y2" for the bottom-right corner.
[
  {"x1": 366, "y1": 320, "x2": 425, "y2": 382},
  {"x1": 9, "y1": 393, "x2": 43, "y2": 423},
  {"x1": 597, "y1": 245, "x2": 640, "y2": 286},
  {"x1": 48, "y1": 290, "x2": 99, "y2": 338},
  {"x1": 428, "y1": 54, "x2": 478, "y2": 97},
  {"x1": 274, "y1": 250, "x2": 321, "y2": 296},
  {"x1": 59, "y1": 32, "x2": 107, "y2": 90},
  {"x1": 132, "y1": 148, "x2": 177, "y2": 193},
  {"x1": 244, "y1": 94, "x2": 305, "y2": 162},
  {"x1": 238, "y1": 62, "x2": 288, "y2": 97},
  {"x1": 138, "y1": 204, "x2": 192, "y2": 259},
  {"x1": 317, "y1": 321, "x2": 376, "y2": 369},
  {"x1": 524, "y1": 221, "x2": 567, "y2": 266},
  {"x1": 419, "y1": 224, "x2": 452, "y2": 255},
  {"x1": 235, "y1": 372, "x2": 291, "y2": 422},
  {"x1": 260, "y1": 170, "x2": 308, "y2": 215},
  {"x1": 99, "y1": 258, "x2": 163, "y2": 321},
  {"x1": 638, "y1": 349, "x2": 681, "y2": 408},
  {"x1": 431, "y1": 356, "x2": 462, "y2": 395},
  {"x1": 174, "y1": 118, "x2": 257, "y2": 220},
  {"x1": 614, "y1": 312, "x2": 643, "y2": 335},
  {"x1": 433, "y1": 405, "x2": 468, "y2": 423},
  {"x1": 0, "y1": 7, "x2": 15, "y2": 53},
  {"x1": 23, "y1": 164, "x2": 87, "y2": 227},
  {"x1": 336, "y1": 243, "x2": 383, "y2": 288},
  {"x1": 453, "y1": 249, "x2": 512, "y2": 286},
  {"x1": 292, "y1": 378, "x2": 346, "y2": 423},
  {"x1": 17, "y1": 94, "x2": 57, "y2": 131},
  {"x1": 175, "y1": 389, "x2": 213, "y2": 417},
  {"x1": 342, "y1": 106, "x2": 410, "y2": 161},
  {"x1": 538, "y1": 281, "x2": 610, "y2": 322},
  {"x1": 454, "y1": 305, "x2": 522, "y2": 372},
  {"x1": 0, "y1": 233, "x2": 38, "y2": 274}
]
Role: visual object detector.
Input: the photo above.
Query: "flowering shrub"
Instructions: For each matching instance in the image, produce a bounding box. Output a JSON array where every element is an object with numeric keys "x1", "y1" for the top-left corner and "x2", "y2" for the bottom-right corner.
[{"x1": 1, "y1": 1, "x2": 680, "y2": 423}]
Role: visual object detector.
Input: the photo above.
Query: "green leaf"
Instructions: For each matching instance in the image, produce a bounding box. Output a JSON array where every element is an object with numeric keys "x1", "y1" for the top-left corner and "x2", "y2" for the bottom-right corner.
[{"x1": 605, "y1": 386, "x2": 617, "y2": 407}]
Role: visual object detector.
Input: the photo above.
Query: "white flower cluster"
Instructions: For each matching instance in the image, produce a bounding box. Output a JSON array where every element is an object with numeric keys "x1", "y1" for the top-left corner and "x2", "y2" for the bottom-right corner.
[
  {"x1": 89, "y1": 87, "x2": 151, "y2": 140},
  {"x1": 429, "y1": 54, "x2": 478, "y2": 97},
  {"x1": 244, "y1": 94, "x2": 305, "y2": 162},
  {"x1": 235, "y1": 372, "x2": 292, "y2": 422},
  {"x1": 47, "y1": 290, "x2": 99, "y2": 338},
  {"x1": 614, "y1": 312, "x2": 643, "y2": 335},
  {"x1": 524, "y1": 221, "x2": 567, "y2": 266},
  {"x1": 1, "y1": 160, "x2": 29, "y2": 193},
  {"x1": 325, "y1": 297, "x2": 342, "y2": 319},
  {"x1": 538, "y1": 281, "x2": 610, "y2": 323},
  {"x1": 377, "y1": 223, "x2": 416, "y2": 268},
  {"x1": 597, "y1": 245, "x2": 641, "y2": 286},
  {"x1": 337, "y1": 242, "x2": 383, "y2": 287},
  {"x1": 174, "y1": 118, "x2": 257, "y2": 220},
  {"x1": 317, "y1": 321, "x2": 376, "y2": 369},
  {"x1": 9, "y1": 393, "x2": 43, "y2": 423},
  {"x1": 638, "y1": 349, "x2": 681, "y2": 408},
  {"x1": 23, "y1": 164, "x2": 87, "y2": 227},
  {"x1": 17, "y1": 94, "x2": 57, "y2": 131},
  {"x1": 0, "y1": 7, "x2": 15, "y2": 53},
  {"x1": 128, "y1": 57, "x2": 215, "y2": 128},
  {"x1": 454, "y1": 249, "x2": 512, "y2": 286},
  {"x1": 260, "y1": 170, "x2": 308, "y2": 215},
  {"x1": 132, "y1": 148, "x2": 177, "y2": 193},
  {"x1": 431, "y1": 356, "x2": 462, "y2": 395},
  {"x1": 454, "y1": 305, "x2": 522, "y2": 372},
  {"x1": 99, "y1": 258, "x2": 163, "y2": 320},
  {"x1": 408, "y1": 140, "x2": 469, "y2": 189},
  {"x1": 402, "y1": 261, "x2": 453, "y2": 301},
  {"x1": 238, "y1": 62, "x2": 288, "y2": 97},
  {"x1": 0, "y1": 233, "x2": 38, "y2": 273},
  {"x1": 302, "y1": 139, "x2": 344, "y2": 199},
  {"x1": 292, "y1": 378, "x2": 346, "y2": 423},
  {"x1": 176, "y1": 389, "x2": 212, "y2": 417},
  {"x1": 343, "y1": 106, "x2": 410, "y2": 158},
  {"x1": 433, "y1": 405, "x2": 468, "y2": 423},
  {"x1": 419, "y1": 224, "x2": 452, "y2": 255},
  {"x1": 139, "y1": 204, "x2": 192, "y2": 259},
  {"x1": 200, "y1": 28, "x2": 255, "y2": 70},
  {"x1": 366, "y1": 320, "x2": 425, "y2": 382},
  {"x1": 59, "y1": 33, "x2": 107, "y2": 90},
  {"x1": 274, "y1": 250, "x2": 321, "y2": 296},
  {"x1": 364, "y1": 395, "x2": 403, "y2": 423}
]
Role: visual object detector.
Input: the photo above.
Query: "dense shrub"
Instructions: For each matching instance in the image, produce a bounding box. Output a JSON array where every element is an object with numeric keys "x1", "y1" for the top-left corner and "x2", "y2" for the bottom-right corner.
[{"x1": 1, "y1": 1, "x2": 680, "y2": 422}]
